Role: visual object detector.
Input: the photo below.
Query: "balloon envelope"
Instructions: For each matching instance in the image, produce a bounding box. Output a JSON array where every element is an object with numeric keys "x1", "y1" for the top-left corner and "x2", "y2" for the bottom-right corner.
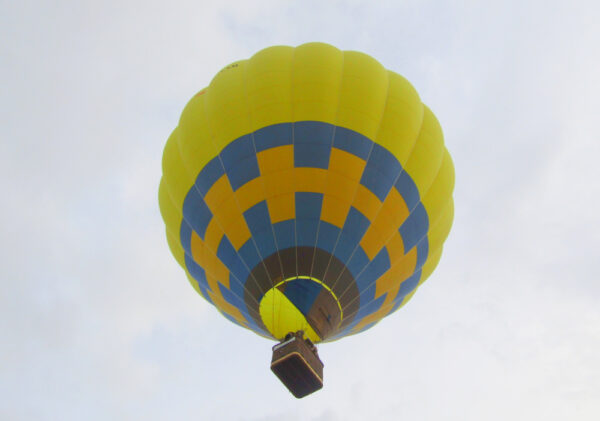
[{"x1": 159, "y1": 42, "x2": 454, "y2": 343}]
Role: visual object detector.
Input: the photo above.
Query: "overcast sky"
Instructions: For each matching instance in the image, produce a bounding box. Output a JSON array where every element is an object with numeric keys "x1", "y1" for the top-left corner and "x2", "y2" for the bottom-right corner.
[{"x1": 2, "y1": 1, "x2": 599, "y2": 420}]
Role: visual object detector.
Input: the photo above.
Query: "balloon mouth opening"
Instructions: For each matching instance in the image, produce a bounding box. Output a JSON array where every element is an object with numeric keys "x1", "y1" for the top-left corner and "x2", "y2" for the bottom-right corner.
[
  {"x1": 258, "y1": 276, "x2": 343, "y2": 342},
  {"x1": 277, "y1": 276, "x2": 344, "y2": 319}
]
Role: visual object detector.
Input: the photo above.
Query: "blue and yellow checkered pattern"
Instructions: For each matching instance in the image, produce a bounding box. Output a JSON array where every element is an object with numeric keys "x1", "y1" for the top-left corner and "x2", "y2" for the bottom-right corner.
[{"x1": 159, "y1": 43, "x2": 454, "y2": 342}]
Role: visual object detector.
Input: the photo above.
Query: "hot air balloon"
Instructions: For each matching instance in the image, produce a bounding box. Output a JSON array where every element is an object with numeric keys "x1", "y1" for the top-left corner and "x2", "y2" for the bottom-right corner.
[{"x1": 159, "y1": 42, "x2": 454, "y2": 397}]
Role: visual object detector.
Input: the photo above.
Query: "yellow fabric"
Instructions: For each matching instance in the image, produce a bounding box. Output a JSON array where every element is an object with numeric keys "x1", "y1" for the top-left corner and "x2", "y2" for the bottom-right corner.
[{"x1": 259, "y1": 287, "x2": 321, "y2": 342}]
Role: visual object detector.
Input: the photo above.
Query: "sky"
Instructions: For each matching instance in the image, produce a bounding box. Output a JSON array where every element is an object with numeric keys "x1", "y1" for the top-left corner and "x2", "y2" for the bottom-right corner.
[{"x1": 1, "y1": 0, "x2": 599, "y2": 419}]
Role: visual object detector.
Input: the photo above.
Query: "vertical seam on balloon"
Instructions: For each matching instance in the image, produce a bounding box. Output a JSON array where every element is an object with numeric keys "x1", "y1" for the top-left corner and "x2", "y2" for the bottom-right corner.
[
  {"x1": 280, "y1": 46, "x2": 297, "y2": 340},
  {"x1": 307, "y1": 125, "x2": 337, "y2": 280},
  {"x1": 326, "y1": 60, "x2": 391, "y2": 296},
  {"x1": 196, "y1": 71, "x2": 273, "y2": 328},
  {"x1": 314, "y1": 51, "x2": 371, "y2": 296},
  {"x1": 242, "y1": 51, "x2": 288, "y2": 340},
  {"x1": 307, "y1": 47, "x2": 344, "y2": 291}
]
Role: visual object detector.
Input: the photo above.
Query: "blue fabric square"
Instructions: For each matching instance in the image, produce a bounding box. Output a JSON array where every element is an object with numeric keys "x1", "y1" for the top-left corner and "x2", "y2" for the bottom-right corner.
[
  {"x1": 356, "y1": 248, "x2": 390, "y2": 290},
  {"x1": 368, "y1": 144, "x2": 402, "y2": 180},
  {"x1": 273, "y1": 220, "x2": 296, "y2": 250},
  {"x1": 395, "y1": 171, "x2": 421, "y2": 210},
  {"x1": 195, "y1": 158, "x2": 225, "y2": 196},
  {"x1": 220, "y1": 134, "x2": 255, "y2": 167},
  {"x1": 333, "y1": 126, "x2": 372, "y2": 160},
  {"x1": 238, "y1": 241, "x2": 263, "y2": 273},
  {"x1": 360, "y1": 166, "x2": 395, "y2": 201},
  {"x1": 354, "y1": 294, "x2": 385, "y2": 322},
  {"x1": 346, "y1": 248, "x2": 370, "y2": 278},
  {"x1": 334, "y1": 207, "x2": 370, "y2": 262},
  {"x1": 244, "y1": 201, "x2": 272, "y2": 235},
  {"x1": 316, "y1": 222, "x2": 341, "y2": 254},
  {"x1": 217, "y1": 237, "x2": 249, "y2": 283},
  {"x1": 399, "y1": 203, "x2": 429, "y2": 252},
  {"x1": 294, "y1": 121, "x2": 334, "y2": 145},
  {"x1": 219, "y1": 283, "x2": 247, "y2": 316},
  {"x1": 296, "y1": 218, "x2": 319, "y2": 246},
  {"x1": 225, "y1": 155, "x2": 260, "y2": 191},
  {"x1": 397, "y1": 269, "x2": 422, "y2": 299},
  {"x1": 254, "y1": 123, "x2": 293, "y2": 152},
  {"x1": 184, "y1": 254, "x2": 213, "y2": 304},
  {"x1": 182, "y1": 189, "x2": 212, "y2": 239},
  {"x1": 295, "y1": 192, "x2": 323, "y2": 219},
  {"x1": 294, "y1": 143, "x2": 331, "y2": 169},
  {"x1": 252, "y1": 229, "x2": 278, "y2": 260},
  {"x1": 179, "y1": 221, "x2": 193, "y2": 255}
]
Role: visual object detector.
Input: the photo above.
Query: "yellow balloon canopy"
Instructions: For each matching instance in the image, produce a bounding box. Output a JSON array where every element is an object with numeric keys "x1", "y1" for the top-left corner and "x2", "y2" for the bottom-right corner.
[{"x1": 159, "y1": 42, "x2": 454, "y2": 343}]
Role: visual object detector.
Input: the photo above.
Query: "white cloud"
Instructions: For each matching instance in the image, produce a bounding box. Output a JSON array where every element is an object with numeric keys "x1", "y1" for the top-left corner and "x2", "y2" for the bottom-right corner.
[{"x1": 1, "y1": 0, "x2": 599, "y2": 420}]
